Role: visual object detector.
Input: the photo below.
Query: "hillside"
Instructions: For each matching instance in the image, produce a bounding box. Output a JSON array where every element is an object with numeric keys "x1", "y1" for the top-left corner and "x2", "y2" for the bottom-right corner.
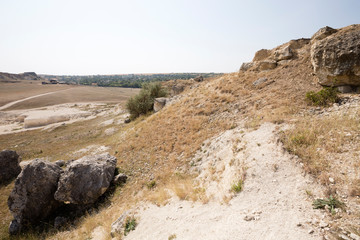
[
  {"x1": 0, "y1": 72, "x2": 42, "y2": 83},
  {"x1": 0, "y1": 24, "x2": 359, "y2": 240}
]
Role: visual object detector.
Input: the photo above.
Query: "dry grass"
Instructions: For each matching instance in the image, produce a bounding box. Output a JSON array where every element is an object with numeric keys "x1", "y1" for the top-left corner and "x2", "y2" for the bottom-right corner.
[{"x1": 281, "y1": 113, "x2": 360, "y2": 177}]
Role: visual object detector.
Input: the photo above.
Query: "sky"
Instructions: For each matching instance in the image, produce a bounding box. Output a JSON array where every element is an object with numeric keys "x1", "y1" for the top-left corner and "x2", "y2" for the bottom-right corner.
[{"x1": 0, "y1": 0, "x2": 359, "y2": 75}]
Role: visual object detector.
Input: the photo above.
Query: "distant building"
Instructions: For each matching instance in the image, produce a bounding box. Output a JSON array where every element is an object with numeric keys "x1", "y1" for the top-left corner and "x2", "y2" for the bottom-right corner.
[{"x1": 49, "y1": 79, "x2": 58, "y2": 84}]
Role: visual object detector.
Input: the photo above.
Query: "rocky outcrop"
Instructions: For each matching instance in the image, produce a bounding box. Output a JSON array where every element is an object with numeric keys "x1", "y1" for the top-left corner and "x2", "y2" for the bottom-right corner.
[
  {"x1": 7, "y1": 159, "x2": 62, "y2": 234},
  {"x1": 154, "y1": 98, "x2": 169, "y2": 112},
  {"x1": 54, "y1": 153, "x2": 117, "y2": 204},
  {"x1": 0, "y1": 150, "x2": 21, "y2": 183},
  {"x1": 240, "y1": 39, "x2": 307, "y2": 72},
  {"x1": 310, "y1": 24, "x2": 360, "y2": 86},
  {"x1": 311, "y1": 26, "x2": 337, "y2": 42}
]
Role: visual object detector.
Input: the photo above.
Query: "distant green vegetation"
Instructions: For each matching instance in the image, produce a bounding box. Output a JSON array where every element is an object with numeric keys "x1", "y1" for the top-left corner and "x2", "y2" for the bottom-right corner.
[{"x1": 41, "y1": 73, "x2": 223, "y2": 88}]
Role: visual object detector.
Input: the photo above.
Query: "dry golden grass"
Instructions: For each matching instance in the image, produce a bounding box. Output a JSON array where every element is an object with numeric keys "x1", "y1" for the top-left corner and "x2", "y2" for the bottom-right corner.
[{"x1": 281, "y1": 113, "x2": 360, "y2": 178}]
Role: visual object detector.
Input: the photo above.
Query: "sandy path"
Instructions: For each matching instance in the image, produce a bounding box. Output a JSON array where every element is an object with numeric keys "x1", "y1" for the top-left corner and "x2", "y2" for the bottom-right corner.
[
  {"x1": 0, "y1": 89, "x2": 70, "y2": 111},
  {"x1": 125, "y1": 123, "x2": 327, "y2": 240}
]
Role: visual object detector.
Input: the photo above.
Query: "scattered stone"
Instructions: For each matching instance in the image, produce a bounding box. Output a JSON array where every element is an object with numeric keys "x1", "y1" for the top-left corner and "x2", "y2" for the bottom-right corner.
[
  {"x1": 0, "y1": 150, "x2": 21, "y2": 183},
  {"x1": 244, "y1": 215, "x2": 255, "y2": 221},
  {"x1": 194, "y1": 76, "x2": 204, "y2": 82},
  {"x1": 339, "y1": 234, "x2": 351, "y2": 240},
  {"x1": 55, "y1": 160, "x2": 65, "y2": 167},
  {"x1": 111, "y1": 211, "x2": 130, "y2": 237},
  {"x1": 240, "y1": 62, "x2": 254, "y2": 72},
  {"x1": 54, "y1": 216, "x2": 67, "y2": 229},
  {"x1": 319, "y1": 221, "x2": 329, "y2": 228},
  {"x1": 337, "y1": 86, "x2": 353, "y2": 93},
  {"x1": 308, "y1": 229, "x2": 314, "y2": 234},
  {"x1": 350, "y1": 233, "x2": 360, "y2": 240},
  {"x1": 311, "y1": 25, "x2": 360, "y2": 86},
  {"x1": 154, "y1": 98, "x2": 168, "y2": 112},
  {"x1": 124, "y1": 118, "x2": 131, "y2": 124},
  {"x1": 329, "y1": 177, "x2": 335, "y2": 184},
  {"x1": 253, "y1": 77, "x2": 268, "y2": 86},
  {"x1": 8, "y1": 159, "x2": 62, "y2": 234},
  {"x1": 113, "y1": 173, "x2": 128, "y2": 185},
  {"x1": 54, "y1": 153, "x2": 117, "y2": 204}
]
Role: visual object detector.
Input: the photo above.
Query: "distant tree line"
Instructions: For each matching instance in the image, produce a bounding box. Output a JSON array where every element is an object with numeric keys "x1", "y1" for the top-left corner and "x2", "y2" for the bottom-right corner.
[{"x1": 40, "y1": 73, "x2": 223, "y2": 88}]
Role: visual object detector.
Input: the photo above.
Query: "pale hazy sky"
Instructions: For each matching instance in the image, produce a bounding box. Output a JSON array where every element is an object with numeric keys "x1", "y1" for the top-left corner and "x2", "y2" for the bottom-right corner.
[{"x1": 0, "y1": 0, "x2": 359, "y2": 75}]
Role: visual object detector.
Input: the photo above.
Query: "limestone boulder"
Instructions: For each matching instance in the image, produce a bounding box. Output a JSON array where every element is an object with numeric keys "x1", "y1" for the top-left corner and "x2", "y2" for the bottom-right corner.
[
  {"x1": 310, "y1": 24, "x2": 360, "y2": 86},
  {"x1": 54, "y1": 153, "x2": 117, "y2": 204},
  {"x1": 239, "y1": 62, "x2": 254, "y2": 72},
  {"x1": 0, "y1": 150, "x2": 21, "y2": 183},
  {"x1": 7, "y1": 159, "x2": 62, "y2": 234},
  {"x1": 274, "y1": 45, "x2": 293, "y2": 61},
  {"x1": 154, "y1": 98, "x2": 168, "y2": 112}
]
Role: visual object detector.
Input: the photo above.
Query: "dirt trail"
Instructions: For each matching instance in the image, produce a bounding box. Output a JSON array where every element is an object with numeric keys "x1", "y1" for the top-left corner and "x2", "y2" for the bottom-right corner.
[
  {"x1": 125, "y1": 123, "x2": 327, "y2": 240},
  {"x1": 0, "y1": 89, "x2": 70, "y2": 111}
]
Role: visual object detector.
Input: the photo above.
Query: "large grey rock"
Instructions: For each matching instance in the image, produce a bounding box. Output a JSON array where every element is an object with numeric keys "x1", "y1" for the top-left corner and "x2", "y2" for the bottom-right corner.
[
  {"x1": 0, "y1": 150, "x2": 21, "y2": 183},
  {"x1": 7, "y1": 159, "x2": 62, "y2": 234},
  {"x1": 240, "y1": 62, "x2": 254, "y2": 72},
  {"x1": 274, "y1": 45, "x2": 293, "y2": 61},
  {"x1": 54, "y1": 153, "x2": 117, "y2": 204},
  {"x1": 311, "y1": 25, "x2": 360, "y2": 86},
  {"x1": 154, "y1": 98, "x2": 168, "y2": 112},
  {"x1": 253, "y1": 78, "x2": 268, "y2": 86},
  {"x1": 311, "y1": 26, "x2": 337, "y2": 42}
]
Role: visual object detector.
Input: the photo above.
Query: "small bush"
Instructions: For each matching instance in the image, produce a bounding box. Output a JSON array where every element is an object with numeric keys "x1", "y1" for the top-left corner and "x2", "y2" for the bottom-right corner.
[
  {"x1": 146, "y1": 180, "x2": 156, "y2": 189},
  {"x1": 305, "y1": 87, "x2": 339, "y2": 106},
  {"x1": 126, "y1": 82, "x2": 167, "y2": 119},
  {"x1": 231, "y1": 179, "x2": 243, "y2": 193},
  {"x1": 124, "y1": 217, "x2": 137, "y2": 236},
  {"x1": 313, "y1": 195, "x2": 345, "y2": 214}
]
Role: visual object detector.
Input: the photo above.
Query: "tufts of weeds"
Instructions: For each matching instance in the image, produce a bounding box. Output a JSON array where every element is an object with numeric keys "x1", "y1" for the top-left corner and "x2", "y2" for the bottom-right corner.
[
  {"x1": 146, "y1": 180, "x2": 156, "y2": 190},
  {"x1": 305, "y1": 87, "x2": 339, "y2": 106},
  {"x1": 313, "y1": 195, "x2": 345, "y2": 215},
  {"x1": 231, "y1": 179, "x2": 243, "y2": 193},
  {"x1": 168, "y1": 234, "x2": 177, "y2": 240},
  {"x1": 124, "y1": 217, "x2": 137, "y2": 236}
]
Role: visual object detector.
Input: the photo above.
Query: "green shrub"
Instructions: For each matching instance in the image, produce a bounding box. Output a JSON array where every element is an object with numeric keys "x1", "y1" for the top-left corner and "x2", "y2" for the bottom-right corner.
[
  {"x1": 124, "y1": 217, "x2": 137, "y2": 236},
  {"x1": 305, "y1": 87, "x2": 339, "y2": 106},
  {"x1": 231, "y1": 179, "x2": 243, "y2": 193},
  {"x1": 146, "y1": 180, "x2": 156, "y2": 189},
  {"x1": 126, "y1": 82, "x2": 167, "y2": 119},
  {"x1": 313, "y1": 195, "x2": 345, "y2": 215}
]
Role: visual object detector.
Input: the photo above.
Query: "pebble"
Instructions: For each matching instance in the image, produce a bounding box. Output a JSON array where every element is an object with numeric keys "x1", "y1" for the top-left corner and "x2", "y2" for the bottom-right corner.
[
  {"x1": 319, "y1": 221, "x2": 328, "y2": 228},
  {"x1": 350, "y1": 233, "x2": 360, "y2": 240},
  {"x1": 308, "y1": 229, "x2": 314, "y2": 234},
  {"x1": 329, "y1": 177, "x2": 335, "y2": 184}
]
